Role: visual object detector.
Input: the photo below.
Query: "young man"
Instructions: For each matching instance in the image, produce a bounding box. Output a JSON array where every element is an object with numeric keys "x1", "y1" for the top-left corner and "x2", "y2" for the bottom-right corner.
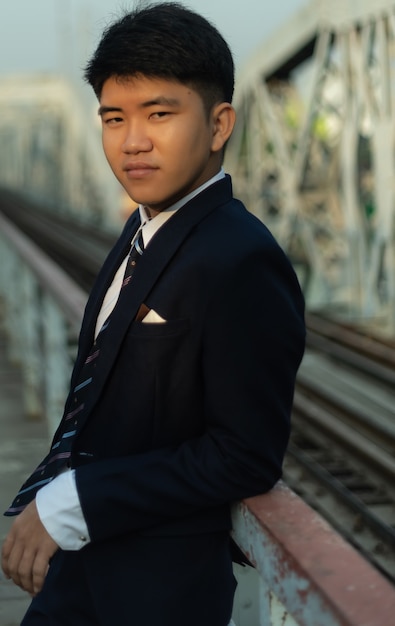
[{"x1": 2, "y1": 3, "x2": 305, "y2": 625}]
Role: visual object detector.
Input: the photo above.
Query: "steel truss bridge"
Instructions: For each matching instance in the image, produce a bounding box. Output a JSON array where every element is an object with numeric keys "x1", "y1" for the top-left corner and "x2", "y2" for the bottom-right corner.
[
  {"x1": 0, "y1": 77, "x2": 122, "y2": 229},
  {"x1": 1, "y1": 0, "x2": 395, "y2": 324},
  {"x1": 227, "y1": 0, "x2": 395, "y2": 325}
]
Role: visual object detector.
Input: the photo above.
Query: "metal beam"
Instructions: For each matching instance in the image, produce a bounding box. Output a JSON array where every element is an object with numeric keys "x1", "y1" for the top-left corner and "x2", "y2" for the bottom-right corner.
[{"x1": 227, "y1": 1, "x2": 395, "y2": 325}]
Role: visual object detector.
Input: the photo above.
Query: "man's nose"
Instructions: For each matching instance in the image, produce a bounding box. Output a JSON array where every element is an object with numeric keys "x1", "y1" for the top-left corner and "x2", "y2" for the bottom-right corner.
[{"x1": 122, "y1": 123, "x2": 152, "y2": 153}]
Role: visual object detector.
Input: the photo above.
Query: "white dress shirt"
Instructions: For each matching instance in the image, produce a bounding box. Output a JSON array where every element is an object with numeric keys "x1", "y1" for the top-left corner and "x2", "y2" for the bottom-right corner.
[{"x1": 36, "y1": 170, "x2": 225, "y2": 550}]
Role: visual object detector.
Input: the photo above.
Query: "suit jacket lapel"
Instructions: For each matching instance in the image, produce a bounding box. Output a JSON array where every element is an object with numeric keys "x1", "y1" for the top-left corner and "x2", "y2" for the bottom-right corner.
[
  {"x1": 72, "y1": 211, "x2": 141, "y2": 378},
  {"x1": 80, "y1": 175, "x2": 233, "y2": 418}
]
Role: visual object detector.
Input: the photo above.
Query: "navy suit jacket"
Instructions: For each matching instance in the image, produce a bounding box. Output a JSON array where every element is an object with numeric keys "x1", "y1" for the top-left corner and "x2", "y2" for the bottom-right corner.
[{"x1": 59, "y1": 175, "x2": 305, "y2": 545}]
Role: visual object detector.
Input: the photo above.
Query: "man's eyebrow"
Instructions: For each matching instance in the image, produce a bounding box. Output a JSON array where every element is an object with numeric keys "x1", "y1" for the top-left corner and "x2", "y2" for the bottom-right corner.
[
  {"x1": 98, "y1": 106, "x2": 123, "y2": 117},
  {"x1": 98, "y1": 97, "x2": 180, "y2": 117},
  {"x1": 141, "y1": 96, "x2": 180, "y2": 108}
]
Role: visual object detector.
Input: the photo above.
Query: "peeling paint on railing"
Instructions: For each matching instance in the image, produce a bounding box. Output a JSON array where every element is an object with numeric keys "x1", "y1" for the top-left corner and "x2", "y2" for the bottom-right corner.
[{"x1": 231, "y1": 482, "x2": 395, "y2": 625}]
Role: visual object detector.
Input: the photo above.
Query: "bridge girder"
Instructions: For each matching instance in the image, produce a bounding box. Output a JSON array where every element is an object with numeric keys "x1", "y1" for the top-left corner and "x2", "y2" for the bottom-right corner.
[
  {"x1": 226, "y1": 0, "x2": 395, "y2": 325},
  {"x1": 0, "y1": 76, "x2": 121, "y2": 229}
]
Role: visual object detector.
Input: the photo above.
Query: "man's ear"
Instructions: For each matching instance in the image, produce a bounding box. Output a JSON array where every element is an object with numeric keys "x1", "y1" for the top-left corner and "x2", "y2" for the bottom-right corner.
[{"x1": 211, "y1": 103, "x2": 236, "y2": 153}]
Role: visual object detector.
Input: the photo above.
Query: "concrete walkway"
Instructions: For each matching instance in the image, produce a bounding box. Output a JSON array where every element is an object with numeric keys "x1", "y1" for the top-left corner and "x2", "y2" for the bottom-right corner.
[{"x1": 0, "y1": 330, "x2": 49, "y2": 626}]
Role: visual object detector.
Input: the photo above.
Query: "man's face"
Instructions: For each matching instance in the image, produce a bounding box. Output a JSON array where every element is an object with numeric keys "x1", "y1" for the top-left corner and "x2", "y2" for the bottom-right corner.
[{"x1": 99, "y1": 75, "x2": 227, "y2": 216}]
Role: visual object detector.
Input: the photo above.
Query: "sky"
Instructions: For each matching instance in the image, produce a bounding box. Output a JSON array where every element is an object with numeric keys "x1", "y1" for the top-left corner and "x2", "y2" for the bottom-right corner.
[{"x1": 1, "y1": 0, "x2": 307, "y2": 83}]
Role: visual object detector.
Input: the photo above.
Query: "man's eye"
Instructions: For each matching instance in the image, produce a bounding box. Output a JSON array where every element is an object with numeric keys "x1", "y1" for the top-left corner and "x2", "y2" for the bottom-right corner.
[
  {"x1": 104, "y1": 117, "x2": 123, "y2": 125},
  {"x1": 150, "y1": 111, "x2": 169, "y2": 119}
]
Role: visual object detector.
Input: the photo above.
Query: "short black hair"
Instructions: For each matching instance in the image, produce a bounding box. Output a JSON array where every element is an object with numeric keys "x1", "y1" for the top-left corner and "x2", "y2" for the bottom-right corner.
[{"x1": 84, "y1": 2, "x2": 234, "y2": 114}]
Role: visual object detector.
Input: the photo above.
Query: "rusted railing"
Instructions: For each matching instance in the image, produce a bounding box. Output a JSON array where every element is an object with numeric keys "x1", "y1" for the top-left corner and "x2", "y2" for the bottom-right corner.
[{"x1": 231, "y1": 482, "x2": 395, "y2": 625}]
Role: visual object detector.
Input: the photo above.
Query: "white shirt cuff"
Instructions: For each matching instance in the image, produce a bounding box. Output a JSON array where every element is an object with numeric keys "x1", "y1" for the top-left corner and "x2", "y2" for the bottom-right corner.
[{"x1": 36, "y1": 469, "x2": 91, "y2": 551}]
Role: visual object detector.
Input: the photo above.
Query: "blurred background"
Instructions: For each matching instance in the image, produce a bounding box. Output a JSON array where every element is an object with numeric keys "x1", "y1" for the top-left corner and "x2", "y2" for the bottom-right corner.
[
  {"x1": 2, "y1": 0, "x2": 395, "y2": 324},
  {"x1": 0, "y1": 0, "x2": 306, "y2": 77},
  {"x1": 2, "y1": 3, "x2": 395, "y2": 625}
]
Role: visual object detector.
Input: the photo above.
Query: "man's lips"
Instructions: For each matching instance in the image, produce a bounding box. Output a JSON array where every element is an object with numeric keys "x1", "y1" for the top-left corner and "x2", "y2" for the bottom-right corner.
[{"x1": 123, "y1": 162, "x2": 158, "y2": 178}]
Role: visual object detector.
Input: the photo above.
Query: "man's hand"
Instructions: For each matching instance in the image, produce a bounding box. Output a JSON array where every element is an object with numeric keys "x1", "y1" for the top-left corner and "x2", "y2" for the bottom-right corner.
[{"x1": 1, "y1": 499, "x2": 58, "y2": 596}]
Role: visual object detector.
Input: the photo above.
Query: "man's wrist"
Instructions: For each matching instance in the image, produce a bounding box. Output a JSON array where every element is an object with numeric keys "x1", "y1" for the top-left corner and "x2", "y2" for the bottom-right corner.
[{"x1": 35, "y1": 469, "x2": 90, "y2": 551}]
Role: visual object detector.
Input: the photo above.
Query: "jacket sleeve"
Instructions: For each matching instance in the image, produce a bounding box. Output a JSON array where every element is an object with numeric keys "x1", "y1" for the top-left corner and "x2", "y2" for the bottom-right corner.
[{"x1": 75, "y1": 242, "x2": 305, "y2": 543}]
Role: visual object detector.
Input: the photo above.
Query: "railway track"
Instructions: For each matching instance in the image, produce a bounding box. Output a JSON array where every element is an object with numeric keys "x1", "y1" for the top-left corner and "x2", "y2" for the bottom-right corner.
[
  {"x1": 285, "y1": 318, "x2": 395, "y2": 582},
  {"x1": 1, "y1": 191, "x2": 395, "y2": 582},
  {"x1": 0, "y1": 189, "x2": 115, "y2": 291}
]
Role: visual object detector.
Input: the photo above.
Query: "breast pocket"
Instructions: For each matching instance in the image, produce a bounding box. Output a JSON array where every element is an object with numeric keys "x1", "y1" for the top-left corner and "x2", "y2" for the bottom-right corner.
[
  {"x1": 129, "y1": 317, "x2": 190, "y2": 338},
  {"x1": 121, "y1": 317, "x2": 197, "y2": 444},
  {"x1": 122, "y1": 317, "x2": 192, "y2": 386}
]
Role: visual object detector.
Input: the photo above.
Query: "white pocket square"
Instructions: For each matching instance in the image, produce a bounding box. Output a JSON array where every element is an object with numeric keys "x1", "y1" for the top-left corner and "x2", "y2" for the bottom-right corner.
[{"x1": 142, "y1": 309, "x2": 167, "y2": 324}]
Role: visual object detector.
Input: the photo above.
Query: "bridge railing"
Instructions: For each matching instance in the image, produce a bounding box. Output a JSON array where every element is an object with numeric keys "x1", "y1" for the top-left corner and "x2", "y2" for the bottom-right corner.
[
  {"x1": 0, "y1": 209, "x2": 86, "y2": 436},
  {"x1": 1, "y1": 211, "x2": 395, "y2": 625},
  {"x1": 231, "y1": 482, "x2": 395, "y2": 625}
]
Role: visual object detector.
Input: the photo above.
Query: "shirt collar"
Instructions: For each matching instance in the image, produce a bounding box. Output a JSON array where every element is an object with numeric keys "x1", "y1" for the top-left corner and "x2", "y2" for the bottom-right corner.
[{"x1": 138, "y1": 168, "x2": 225, "y2": 247}]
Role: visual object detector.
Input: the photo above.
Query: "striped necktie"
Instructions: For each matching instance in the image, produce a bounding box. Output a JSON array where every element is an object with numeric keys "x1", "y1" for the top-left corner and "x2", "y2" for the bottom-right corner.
[{"x1": 5, "y1": 231, "x2": 145, "y2": 516}]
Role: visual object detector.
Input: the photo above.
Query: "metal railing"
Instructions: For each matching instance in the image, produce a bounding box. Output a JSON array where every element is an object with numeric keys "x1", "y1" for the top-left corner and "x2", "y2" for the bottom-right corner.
[
  {"x1": 0, "y1": 210, "x2": 86, "y2": 436},
  {"x1": 1, "y1": 211, "x2": 395, "y2": 625},
  {"x1": 231, "y1": 482, "x2": 395, "y2": 625}
]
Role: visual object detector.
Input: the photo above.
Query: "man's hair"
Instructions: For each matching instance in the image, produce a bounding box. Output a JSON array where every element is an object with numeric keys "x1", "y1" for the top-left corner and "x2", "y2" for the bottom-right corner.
[{"x1": 84, "y1": 2, "x2": 234, "y2": 114}]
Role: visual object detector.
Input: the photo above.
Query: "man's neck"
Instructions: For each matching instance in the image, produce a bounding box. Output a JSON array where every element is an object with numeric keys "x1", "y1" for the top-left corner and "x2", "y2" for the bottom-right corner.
[{"x1": 139, "y1": 168, "x2": 225, "y2": 223}]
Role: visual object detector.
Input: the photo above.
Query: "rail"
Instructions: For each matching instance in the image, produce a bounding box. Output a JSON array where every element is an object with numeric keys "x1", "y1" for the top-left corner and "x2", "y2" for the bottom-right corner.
[
  {"x1": 231, "y1": 482, "x2": 395, "y2": 625},
  {"x1": 287, "y1": 315, "x2": 395, "y2": 581},
  {"x1": 2, "y1": 208, "x2": 395, "y2": 624},
  {"x1": 0, "y1": 210, "x2": 87, "y2": 435}
]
